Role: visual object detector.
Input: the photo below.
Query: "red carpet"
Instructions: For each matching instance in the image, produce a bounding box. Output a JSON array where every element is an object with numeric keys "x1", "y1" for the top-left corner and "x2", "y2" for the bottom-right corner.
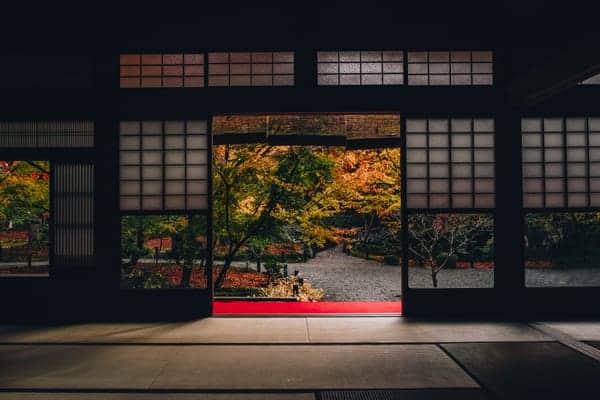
[{"x1": 214, "y1": 301, "x2": 402, "y2": 315}]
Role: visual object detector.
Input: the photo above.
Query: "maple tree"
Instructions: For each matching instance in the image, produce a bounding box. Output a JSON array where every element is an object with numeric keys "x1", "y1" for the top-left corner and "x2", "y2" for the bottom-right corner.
[
  {"x1": 0, "y1": 161, "x2": 49, "y2": 245},
  {"x1": 408, "y1": 214, "x2": 493, "y2": 287},
  {"x1": 326, "y1": 148, "x2": 401, "y2": 253},
  {"x1": 212, "y1": 144, "x2": 335, "y2": 288},
  {"x1": 121, "y1": 215, "x2": 207, "y2": 289},
  {"x1": 211, "y1": 144, "x2": 402, "y2": 288}
]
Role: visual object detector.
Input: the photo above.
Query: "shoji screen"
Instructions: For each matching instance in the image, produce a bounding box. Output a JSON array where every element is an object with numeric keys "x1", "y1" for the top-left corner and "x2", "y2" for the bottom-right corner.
[
  {"x1": 52, "y1": 163, "x2": 94, "y2": 268},
  {"x1": 406, "y1": 118, "x2": 495, "y2": 209},
  {"x1": 120, "y1": 120, "x2": 209, "y2": 211},
  {"x1": 208, "y1": 52, "x2": 294, "y2": 87},
  {"x1": 317, "y1": 51, "x2": 404, "y2": 86},
  {"x1": 406, "y1": 118, "x2": 496, "y2": 289},
  {"x1": 407, "y1": 51, "x2": 493, "y2": 86},
  {"x1": 522, "y1": 117, "x2": 600, "y2": 208},
  {"x1": 0, "y1": 121, "x2": 94, "y2": 148},
  {"x1": 120, "y1": 54, "x2": 205, "y2": 88},
  {"x1": 522, "y1": 118, "x2": 600, "y2": 287}
]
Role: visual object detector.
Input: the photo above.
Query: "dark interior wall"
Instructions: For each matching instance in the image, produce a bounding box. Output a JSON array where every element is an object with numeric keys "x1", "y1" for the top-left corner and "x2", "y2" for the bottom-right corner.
[
  {"x1": 1, "y1": 1, "x2": 600, "y2": 320},
  {"x1": 2, "y1": 1, "x2": 599, "y2": 93},
  {"x1": 0, "y1": 55, "x2": 92, "y2": 89}
]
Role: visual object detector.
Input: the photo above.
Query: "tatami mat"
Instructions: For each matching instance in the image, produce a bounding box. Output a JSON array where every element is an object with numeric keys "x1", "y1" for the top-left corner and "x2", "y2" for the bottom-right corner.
[
  {"x1": 306, "y1": 318, "x2": 550, "y2": 343},
  {"x1": 0, "y1": 318, "x2": 552, "y2": 344},
  {"x1": 441, "y1": 342, "x2": 600, "y2": 399},
  {"x1": 537, "y1": 321, "x2": 600, "y2": 341},
  {"x1": 0, "y1": 344, "x2": 477, "y2": 390}
]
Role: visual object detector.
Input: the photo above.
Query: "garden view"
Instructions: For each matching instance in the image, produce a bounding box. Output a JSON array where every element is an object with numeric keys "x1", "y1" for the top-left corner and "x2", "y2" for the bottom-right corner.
[
  {"x1": 121, "y1": 145, "x2": 404, "y2": 300},
  {"x1": 3, "y1": 143, "x2": 599, "y2": 296},
  {"x1": 525, "y1": 212, "x2": 600, "y2": 287},
  {"x1": 0, "y1": 160, "x2": 50, "y2": 276},
  {"x1": 118, "y1": 139, "x2": 600, "y2": 299}
]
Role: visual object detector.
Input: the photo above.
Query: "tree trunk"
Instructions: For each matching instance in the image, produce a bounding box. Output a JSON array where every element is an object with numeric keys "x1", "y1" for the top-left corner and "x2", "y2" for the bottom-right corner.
[
  {"x1": 214, "y1": 257, "x2": 232, "y2": 288},
  {"x1": 430, "y1": 258, "x2": 438, "y2": 288},
  {"x1": 171, "y1": 234, "x2": 182, "y2": 265},
  {"x1": 128, "y1": 220, "x2": 144, "y2": 266},
  {"x1": 180, "y1": 263, "x2": 193, "y2": 288},
  {"x1": 136, "y1": 222, "x2": 144, "y2": 249}
]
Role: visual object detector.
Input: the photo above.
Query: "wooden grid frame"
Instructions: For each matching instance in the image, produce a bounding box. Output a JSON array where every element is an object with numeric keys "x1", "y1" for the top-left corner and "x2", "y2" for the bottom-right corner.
[
  {"x1": 207, "y1": 52, "x2": 294, "y2": 87},
  {"x1": 407, "y1": 51, "x2": 493, "y2": 86},
  {"x1": 120, "y1": 54, "x2": 205, "y2": 88},
  {"x1": 406, "y1": 118, "x2": 495, "y2": 210},
  {"x1": 522, "y1": 117, "x2": 600, "y2": 209},
  {"x1": 317, "y1": 51, "x2": 404, "y2": 86},
  {"x1": 119, "y1": 120, "x2": 209, "y2": 212}
]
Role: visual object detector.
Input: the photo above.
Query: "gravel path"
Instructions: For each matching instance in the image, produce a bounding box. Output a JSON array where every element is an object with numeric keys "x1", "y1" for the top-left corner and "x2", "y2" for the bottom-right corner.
[
  {"x1": 409, "y1": 267, "x2": 600, "y2": 289},
  {"x1": 408, "y1": 267, "x2": 493, "y2": 289},
  {"x1": 289, "y1": 245, "x2": 402, "y2": 301},
  {"x1": 0, "y1": 261, "x2": 48, "y2": 270},
  {"x1": 152, "y1": 248, "x2": 600, "y2": 299},
  {"x1": 525, "y1": 268, "x2": 600, "y2": 287},
  {"x1": 4, "y1": 252, "x2": 600, "y2": 295},
  {"x1": 280, "y1": 247, "x2": 600, "y2": 299}
]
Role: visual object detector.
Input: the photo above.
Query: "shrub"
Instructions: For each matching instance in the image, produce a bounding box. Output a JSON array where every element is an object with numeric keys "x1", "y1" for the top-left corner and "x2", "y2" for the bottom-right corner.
[
  {"x1": 384, "y1": 254, "x2": 400, "y2": 266},
  {"x1": 435, "y1": 253, "x2": 457, "y2": 269},
  {"x1": 259, "y1": 278, "x2": 324, "y2": 301},
  {"x1": 121, "y1": 266, "x2": 170, "y2": 289},
  {"x1": 353, "y1": 241, "x2": 388, "y2": 256},
  {"x1": 264, "y1": 260, "x2": 288, "y2": 278}
]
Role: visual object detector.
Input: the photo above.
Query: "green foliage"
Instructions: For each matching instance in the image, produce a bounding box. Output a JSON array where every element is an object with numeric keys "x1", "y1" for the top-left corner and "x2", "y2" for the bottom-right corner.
[
  {"x1": 121, "y1": 266, "x2": 170, "y2": 289},
  {"x1": 264, "y1": 259, "x2": 288, "y2": 278},
  {"x1": 120, "y1": 216, "x2": 149, "y2": 265},
  {"x1": 212, "y1": 144, "x2": 281, "y2": 258},
  {"x1": 353, "y1": 228, "x2": 400, "y2": 256},
  {"x1": 0, "y1": 161, "x2": 49, "y2": 230},
  {"x1": 120, "y1": 215, "x2": 207, "y2": 288},
  {"x1": 526, "y1": 212, "x2": 600, "y2": 267},
  {"x1": 435, "y1": 253, "x2": 457, "y2": 269},
  {"x1": 383, "y1": 254, "x2": 400, "y2": 266},
  {"x1": 353, "y1": 241, "x2": 387, "y2": 256},
  {"x1": 212, "y1": 145, "x2": 339, "y2": 287},
  {"x1": 320, "y1": 213, "x2": 363, "y2": 228},
  {"x1": 212, "y1": 145, "x2": 402, "y2": 280}
]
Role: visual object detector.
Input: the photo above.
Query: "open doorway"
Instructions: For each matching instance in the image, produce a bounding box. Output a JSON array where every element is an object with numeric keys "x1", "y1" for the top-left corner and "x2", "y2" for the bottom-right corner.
[{"x1": 211, "y1": 113, "x2": 402, "y2": 314}]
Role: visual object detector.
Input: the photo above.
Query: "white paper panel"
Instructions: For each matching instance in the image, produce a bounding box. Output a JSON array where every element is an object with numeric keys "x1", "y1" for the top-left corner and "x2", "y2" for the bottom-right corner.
[
  {"x1": 407, "y1": 179, "x2": 427, "y2": 192},
  {"x1": 407, "y1": 164, "x2": 427, "y2": 178},
  {"x1": 430, "y1": 164, "x2": 449, "y2": 178},
  {"x1": 120, "y1": 119, "x2": 209, "y2": 211},
  {"x1": 452, "y1": 194, "x2": 472, "y2": 208},
  {"x1": 568, "y1": 193, "x2": 587, "y2": 207},
  {"x1": 474, "y1": 194, "x2": 494, "y2": 208},
  {"x1": 453, "y1": 164, "x2": 472, "y2": 177},
  {"x1": 429, "y1": 194, "x2": 450, "y2": 208},
  {"x1": 165, "y1": 181, "x2": 185, "y2": 195},
  {"x1": 452, "y1": 133, "x2": 471, "y2": 147},
  {"x1": 407, "y1": 117, "x2": 495, "y2": 210},
  {"x1": 452, "y1": 179, "x2": 472, "y2": 192}
]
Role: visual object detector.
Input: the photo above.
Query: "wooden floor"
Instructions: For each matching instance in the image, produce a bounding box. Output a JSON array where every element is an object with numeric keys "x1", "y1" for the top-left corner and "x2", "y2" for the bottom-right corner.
[{"x1": 0, "y1": 318, "x2": 599, "y2": 399}]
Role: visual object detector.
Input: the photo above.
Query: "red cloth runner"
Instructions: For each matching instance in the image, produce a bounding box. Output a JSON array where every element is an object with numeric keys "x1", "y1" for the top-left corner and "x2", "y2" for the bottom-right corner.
[{"x1": 214, "y1": 301, "x2": 402, "y2": 315}]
